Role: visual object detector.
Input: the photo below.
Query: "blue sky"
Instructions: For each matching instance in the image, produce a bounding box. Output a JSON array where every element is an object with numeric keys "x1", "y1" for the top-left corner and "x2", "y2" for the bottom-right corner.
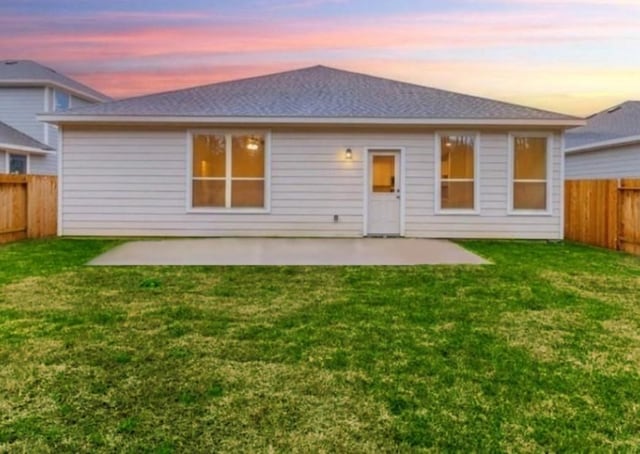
[{"x1": 1, "y1": 0, "x2": 638, "y2": 114}]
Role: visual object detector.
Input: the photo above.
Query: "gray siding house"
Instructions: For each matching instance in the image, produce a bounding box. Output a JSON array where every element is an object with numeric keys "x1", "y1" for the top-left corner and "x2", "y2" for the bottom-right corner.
[
  {"x1": 0, "y1": 60, "x2": 109, "y2": 174},
  {"x1": 41, "y1": 66, "x2": 583, "y2": 239},
  {"x1": 566, "y1": 101, "x2": 640, "y2": 179}
]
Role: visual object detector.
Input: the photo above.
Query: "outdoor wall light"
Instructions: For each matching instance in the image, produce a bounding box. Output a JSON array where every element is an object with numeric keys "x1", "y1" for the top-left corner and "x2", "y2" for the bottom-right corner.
[{"x1": 345, "y1": 148, "x2": 353, "y2": 160}]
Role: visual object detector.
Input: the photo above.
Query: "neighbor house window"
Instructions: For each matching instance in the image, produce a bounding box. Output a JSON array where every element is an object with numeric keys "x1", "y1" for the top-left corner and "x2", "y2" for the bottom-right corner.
[
  {"x1": 8, "y1": 154, "x2": 28, "y2": 174},
  {"x1": 511, "y1": 136, "x2": 549, "y2": 212},
  {"x1": 437, "y1": 134, "x2": 477, "y2": 211},
  {"x1": 54, "y1": 90, "x2": 70, "y2": 111},
  {"x1": 191, "y1": 132, "x2": 266, "y2": 209}
]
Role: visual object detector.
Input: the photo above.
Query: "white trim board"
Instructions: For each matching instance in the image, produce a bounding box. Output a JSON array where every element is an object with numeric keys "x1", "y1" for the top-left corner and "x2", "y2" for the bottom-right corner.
[
  {"x1": 39, "y1": 114, "x2": 586, "y2": 128},
  {"x1": 565, "y1": 135, "x2": 640, "y2": 154}
]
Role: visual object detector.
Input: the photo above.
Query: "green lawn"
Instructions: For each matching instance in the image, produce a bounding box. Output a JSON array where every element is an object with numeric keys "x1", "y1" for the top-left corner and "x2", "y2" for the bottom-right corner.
[{"x1": 1, "y1": 239, "x2": 640, "y2": 452}]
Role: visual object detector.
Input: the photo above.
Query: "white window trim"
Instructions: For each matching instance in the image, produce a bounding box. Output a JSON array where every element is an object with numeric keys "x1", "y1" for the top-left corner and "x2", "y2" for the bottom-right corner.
[
  {"x1": 434, "y1": 131, "x2": 480, "y2": 215},
  {"x1": 507, "y1": 132, "x2": 553, "y2": 216},
  {"x1": 6, "y1": 151, "x2": 30, "y2": 175},
  {"x1": 185, "y1": 129, "x2": 271, "y2": 214}
]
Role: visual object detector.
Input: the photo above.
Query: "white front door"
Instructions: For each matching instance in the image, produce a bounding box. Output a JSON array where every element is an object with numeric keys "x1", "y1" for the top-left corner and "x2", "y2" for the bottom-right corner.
[{"x1": 367, "y1": 150, "x2": 401, "y2": 236}]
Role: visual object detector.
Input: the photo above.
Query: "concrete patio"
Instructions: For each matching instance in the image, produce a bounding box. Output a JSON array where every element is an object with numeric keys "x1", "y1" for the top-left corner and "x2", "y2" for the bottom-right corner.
[{"x1": 89, "y1": 238, "x2": 488, "y2": 266}]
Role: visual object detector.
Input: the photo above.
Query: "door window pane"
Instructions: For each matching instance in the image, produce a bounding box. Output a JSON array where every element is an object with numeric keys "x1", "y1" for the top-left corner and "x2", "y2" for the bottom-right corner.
[
  {"x1": 9, "y1": 154, "x2": 27, "y2": 174},
  {"x1": 192, "y1": 180, "x2": 225, "y2": 207},
  {"x1": 372, "y1": 155, "x2": 395, "y2": 193},
  {"x1": 193, "y1": 134, "x2": 225, "y2": 178},
  {"x1": 232, "y1": 136, "x2": 264, "y2": 178},
  {"x1": 231, "y1": 180, "x2": 264, "y2": 207}
]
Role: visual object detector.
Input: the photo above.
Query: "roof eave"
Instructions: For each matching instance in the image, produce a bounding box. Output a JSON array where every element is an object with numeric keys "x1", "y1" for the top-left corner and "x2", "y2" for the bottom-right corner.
[
  {"x1": 565, "y1": 134, "x2": 640, "y2": 154},
  {"x1": 0, "y1": 142, "x2": 55, "y2": 154},
  {"x1": 38, "y1": 114, "x2": 586, "y2": 128},
  {"x1": 0, "y1": 80, "x2": 110, "y2": 103}
]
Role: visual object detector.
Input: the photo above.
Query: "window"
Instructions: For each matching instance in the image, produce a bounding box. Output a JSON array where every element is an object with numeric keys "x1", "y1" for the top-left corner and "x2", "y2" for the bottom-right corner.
[
  {"x1": 191, "y1": 132, "x2": 266, "y2": 210},
  {"x1": 437, "y1": 134, "x2": 477, "y2": 211},
  {"x1": 54, "y1": 90, "x2": 70, "y2": 111},
  {"x1": 8, "y1": 154, "x2": 28, "y2": 174},
  {"x1": 511, "y1": 135, "x2": 549, "y2": 212}
]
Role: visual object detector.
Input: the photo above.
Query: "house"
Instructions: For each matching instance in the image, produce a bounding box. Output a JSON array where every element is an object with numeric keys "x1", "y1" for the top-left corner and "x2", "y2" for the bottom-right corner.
[
  {"x1": 0, "y1": 60, "x2": 109, "y2": 174},
  {"x1": 40, "y1": 65, "x2": 583, "y2": 239},
  {"x1": 565, "y1": 101, "x2": 640, "y2": 179}
]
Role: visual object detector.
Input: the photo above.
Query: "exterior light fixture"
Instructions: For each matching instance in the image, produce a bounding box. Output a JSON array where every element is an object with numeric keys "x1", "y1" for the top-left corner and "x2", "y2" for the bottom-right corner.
[{"x1": 345, "y1": 148, "x2": 353, "y2": 160}]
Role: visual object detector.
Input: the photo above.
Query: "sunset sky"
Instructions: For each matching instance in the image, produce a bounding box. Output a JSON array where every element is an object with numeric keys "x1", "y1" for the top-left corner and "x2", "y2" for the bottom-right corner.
[{"x1": 1, "y1": 0, "x2": 638, "y2": 116}]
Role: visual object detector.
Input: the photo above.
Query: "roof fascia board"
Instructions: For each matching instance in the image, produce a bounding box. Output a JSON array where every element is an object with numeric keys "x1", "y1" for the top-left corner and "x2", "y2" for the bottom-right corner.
[
  {"x1": 565, "y1": 134, "x2": 640, "y2": 154},
  {"x1": 0, "y1": 142, "x2": 54, "y2": 154},
  {"x1": 38, "y1": 114, "x2": 586, "y2": 128}
]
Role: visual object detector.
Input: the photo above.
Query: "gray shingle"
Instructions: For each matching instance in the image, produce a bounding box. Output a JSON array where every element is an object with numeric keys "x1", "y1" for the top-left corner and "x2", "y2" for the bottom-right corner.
[
  {"x1": 60, "y1": 65, "x2": 577, "y2": 121},
  {"x1": 0, "y1": 121, "x2": 52, "y2": 151},
  {"x1": 0, "y1": 60, "x2": 110, "y2": 102},
  {"x1": 566, "y1": 101, "x2": 640, "y2": 149}
]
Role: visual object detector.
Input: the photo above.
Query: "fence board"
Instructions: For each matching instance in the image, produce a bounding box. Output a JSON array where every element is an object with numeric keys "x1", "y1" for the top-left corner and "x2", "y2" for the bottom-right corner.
[
  {"x1": 564, "y1": 179, "x2": 618, "y2": 249},
  {"x1": 565, "y1": 178, "x2": 640, "y2": 255},
  {"x1": 0, "y1": 175, "x2": 57, "y2": 244},
  {"x1": 619, "y1": 179, "x2": 640, "y2": 255}
]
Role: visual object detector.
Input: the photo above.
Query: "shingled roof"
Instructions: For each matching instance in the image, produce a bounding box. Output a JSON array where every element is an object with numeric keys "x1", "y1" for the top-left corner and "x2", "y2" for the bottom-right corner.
[
  {"x1": 44, "y1": 65, "x2": 580, "y2": 125},
  {"x1": 0, "y1": 60, "x2": 110, "y2": 102},
  {"x1": 0, "y1": 121, "x2": 53, "y2": 153},
  {"x1": 566, "y1": 101, "x2": 640, "y2": 151}
]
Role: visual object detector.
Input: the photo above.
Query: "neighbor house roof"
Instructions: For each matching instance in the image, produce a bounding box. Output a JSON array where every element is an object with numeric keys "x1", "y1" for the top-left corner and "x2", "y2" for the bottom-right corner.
[
  {"x1": 566, "y1": 101, "x2": 640, "y2": 153},
  {"x1": 0, "y1": 121, "x2": 53, "y2": 154},
  {"x1": 0, "y1": 60, "x2": 110, "y2": 103},
  {"x1": 39, "y1": 65, "x2": 583, "y2": 127}
]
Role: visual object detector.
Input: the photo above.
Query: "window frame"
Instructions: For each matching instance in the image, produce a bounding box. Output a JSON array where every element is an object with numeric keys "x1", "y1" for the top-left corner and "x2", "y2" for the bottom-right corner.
[
  {"x1": 186, "y1": 129, "x2": 271, "y2": 213},
  {"x1": 507, "y1": 132, "x2": 553, "y2": 216},
  {"x1": 434, "y1": 131, "x2": 480, "y2": 215},
  {"x1": 6, "y1": 152, "x2": 30, "y2": 175}
]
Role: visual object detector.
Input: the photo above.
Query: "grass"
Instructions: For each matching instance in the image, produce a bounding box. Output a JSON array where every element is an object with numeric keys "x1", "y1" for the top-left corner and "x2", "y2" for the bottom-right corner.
[{"x1": 1, "y1": 238, "x2": 640, "y2": 452}]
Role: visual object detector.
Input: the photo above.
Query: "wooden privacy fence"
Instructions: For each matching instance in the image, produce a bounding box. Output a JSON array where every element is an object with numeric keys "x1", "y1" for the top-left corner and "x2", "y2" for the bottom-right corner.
[
  {"x1": 0, "y1": 175, "x2": 57, "y2": 244},
  {"x1": 565, "y1": 179, "x2": 640, "y2": 255}
]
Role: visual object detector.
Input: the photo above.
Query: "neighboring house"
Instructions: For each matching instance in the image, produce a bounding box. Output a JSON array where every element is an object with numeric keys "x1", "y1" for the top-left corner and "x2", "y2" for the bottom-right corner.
[
  {"x1": 41, "y1": 65, "x2": 583, "y2": 239},
  {"x1": 0, "y1": 60, "x2": 110, "y2": 175},
  {"x1": 565, "y1": 101, "x2": 640, "y2": 179}
]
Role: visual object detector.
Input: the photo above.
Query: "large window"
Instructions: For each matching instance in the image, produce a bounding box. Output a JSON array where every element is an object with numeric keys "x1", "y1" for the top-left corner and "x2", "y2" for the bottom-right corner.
[
  {"x1": 511, "y1": 136, "x2": 549, "y2": 212},
  {"x1": 191, "y1": 132, "x2": 266, "y2": 210},
  {"x1": 437, "y1": 134, "x2": 477, "y2": 211}
]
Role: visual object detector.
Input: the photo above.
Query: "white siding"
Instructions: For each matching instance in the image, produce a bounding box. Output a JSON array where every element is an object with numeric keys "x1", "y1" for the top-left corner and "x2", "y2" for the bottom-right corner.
[
  {"x1": 61, "y1": 126, "x2": 563, "y2": 239},
  {"x1": 0, "y1": 87, "x2": 45, "y2": 141},
  {"x1": 566, "y1": 144, "x2": 640, "y2": 179},
  {"x1": 29, "y1": 153, "x2": 57, "y2": 175},
  {"x1": 0, "y1": 151, "x2": 5, "y2": 173}
]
